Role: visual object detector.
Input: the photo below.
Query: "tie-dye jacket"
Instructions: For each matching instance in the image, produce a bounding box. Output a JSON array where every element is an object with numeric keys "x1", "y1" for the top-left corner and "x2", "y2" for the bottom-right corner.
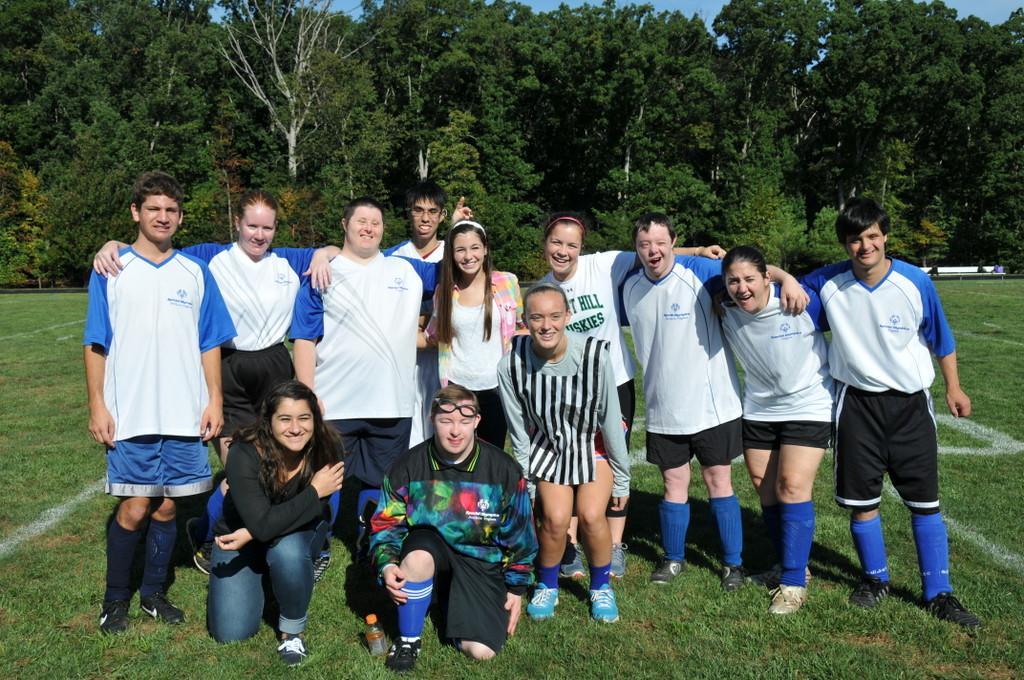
[
  {"x1": 426, "y1": 270, "x2": 526, "y2": 387},
  {"x1": 369, "y1": 438, "x2": 538, "y2": 594}
]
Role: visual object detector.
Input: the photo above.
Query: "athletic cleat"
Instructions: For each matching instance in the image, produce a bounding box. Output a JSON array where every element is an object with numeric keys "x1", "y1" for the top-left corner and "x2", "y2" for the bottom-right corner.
[
  {"x1": 750, "y1": 563, "x2": 813, "y2": 589},
  {"x1": 768, "y1": 585, "x2": 808, "y2": 615},
  {"x1": 99, "y1": 599, "x2": 130, "y2": 634},
  {"x1": 925, "y1": 593, "x2": 981, "y2": 629},
  {"x1": 610, "y1": 542, "x2": 628, "y2": 578},
  {"x1": 849, "y1": 577, "x2": 890, "y2": 609},
  {"x1": 139, "y1": 592, "x2": 185, "y2": 624},
  {"x1": 313, "y1": 550, "x2": 331, "y2": 584},
  {"x1": 384, "y1": 638, "x2": 421, "y2": 672},
  {"x1": 589, "y1": 584, "x2": 620, "y2": 623},
  {"x1": 527, "y1": 583, "x2": 559, "y2": 620},
  {"x1": 276, "y1": 635, "x2": 309, "y2": 666},
  {"x1": 560, "y1": 543, "x2": 585, "y2": 579},
  {"x1": 186, "y1": 517, "x2": 212, "y2": 575},
  {"x1": 649, "y1": 559, "x2": 685, "y2": 584},
  {"x1": 721, "y1": 564, "x2": 748, "y2": 592}
]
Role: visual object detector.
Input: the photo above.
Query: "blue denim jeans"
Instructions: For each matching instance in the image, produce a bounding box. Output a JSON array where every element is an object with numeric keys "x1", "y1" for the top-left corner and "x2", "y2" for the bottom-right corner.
[{"x1": 207, "y1": 521, "x2": 328, "y2": 642}]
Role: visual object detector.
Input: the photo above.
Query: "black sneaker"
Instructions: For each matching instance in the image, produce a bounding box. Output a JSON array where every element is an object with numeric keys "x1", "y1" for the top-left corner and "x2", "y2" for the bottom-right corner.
[
  {"x1": 313, "y1": 551, "x2": 332, "y2": 584},
  {"x1": 277, "y1": 634, "x2": 310, "y2": 666},
  {"x1": 650, "y1": 559, "x2": 685, "y2": 584},
  {"x1": 99, "y1": 599, "x2": 130, "y2": 634},
  {"x1": 186, "y1": 517, "x2": 212, "y2": 575},
  {"x1": 139, "y1": 592, "x2": 185, "y2": 624},
  {"x1": 925, "y1": 593, "x2": 981, "y2": 629},
  {"x1": 849, "y1": 577, "x2": 890, "y2": 609},
  {"x1": 721, "y1": 564, "x2": 748, "y2": 592},
  {"x1": 385, "y1": 639, "x2": 421, "y2": 673}
]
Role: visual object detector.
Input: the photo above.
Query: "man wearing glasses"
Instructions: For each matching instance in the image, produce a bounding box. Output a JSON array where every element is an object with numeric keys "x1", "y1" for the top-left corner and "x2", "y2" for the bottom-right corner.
[{"x1": 369, "y1": 385, "x2": 538, "y2": 673}]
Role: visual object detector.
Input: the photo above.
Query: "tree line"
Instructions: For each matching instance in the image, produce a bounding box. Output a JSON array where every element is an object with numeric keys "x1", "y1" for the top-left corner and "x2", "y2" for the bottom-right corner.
[{"x1": 1, "y1": 0, "x2": 1022, "y2": 286}]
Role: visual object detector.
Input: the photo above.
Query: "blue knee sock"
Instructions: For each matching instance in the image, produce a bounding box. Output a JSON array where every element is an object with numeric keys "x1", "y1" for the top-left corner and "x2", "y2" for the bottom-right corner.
[
  {"x1": 105, "y1": 520, "x2": 143, "y2": 602},
  {"x1": 761, "y1": 503, "x2": 782, "y2": 562},
  {"x1": 589, "y1": 563, "x2": 610, "y2": 591},
  {"x1": 202, "y1": 485, "x2": 224, "y2": 542},
  {"x1": 538, "y1": 563, "x2": 560, "y2": 590},
  {"x1": 911, "y1": 512, "x2": 952, "y2": 601},
  {"x1": 709, "y1": 495, "x2": 744, "y2": 567},
  {"x1": 850, "y1": 515, "x2": 889, "y2": 582},
  {"x1": 327, "y1": 490, "x2": 341, "y2": 527},
  {"x1": 140, "y1": 517, "x2": 176, "y2": 598},
  {"x1": 397, "y1": 577, "x2": 433, "y2": 640},
  {"x1": 659, "y1": 500, "x2": 690, "y2": 561},
  {"x1": 780, "y1": 501, "x2": 815, "y2": 587}
]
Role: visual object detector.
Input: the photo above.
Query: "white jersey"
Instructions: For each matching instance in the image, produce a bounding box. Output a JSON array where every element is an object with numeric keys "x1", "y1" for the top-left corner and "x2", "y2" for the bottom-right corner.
[
  {"x1": 83, "y1": 248, "x2": 236, "y2": 441},
  {"x1": 290, "y1": 253, "x2": 422, "y2": 420},
  {"x1": 385, "y1": 239, "x2": 445, "y2": 263},
  {"x1": 186, "y1": 243, "x2": 311, "y2": 351},
  {"x1": 621, "y1": 256, "x2": 741, "y2": 435},
  {"x1": 720, "y1": 283, "x2": 833, "y2": 422},
  {"x1": 447, "y1": 300, "x2": 503, "y2": 390},
  {"x1": 541, "y1": 251, "x2": 637, "y2": 386},
  {"x1": 801, "y1": 259, "x2": 956, "y2": 393}
]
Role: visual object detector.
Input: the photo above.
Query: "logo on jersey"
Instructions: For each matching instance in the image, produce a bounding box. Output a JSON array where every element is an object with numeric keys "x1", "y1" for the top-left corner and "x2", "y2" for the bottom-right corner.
[
  {"x1": 879, "y1": 312, "x2": 912, "y2": 334},
  {"x1": 274, "y1": 271, "x2": 290, "y2": 285},
  {"x1": 465, "y1": 494, "x2": 500, "y2": 523},
  {"x1": 477, "y1": 498, "x2": 491, "y2": 512},
  {"x1": 663, "y1": 301, "x2": 690, "y2": 321},
  {"x1": 167, "y1": 288, "x2": 194, "y2": 309},
  {"x1": 770, "y1": 321, "x2": 800, "y2": 340},
  {"x1": 388, "y1": 276, "x2": 409, "y2": 292}
]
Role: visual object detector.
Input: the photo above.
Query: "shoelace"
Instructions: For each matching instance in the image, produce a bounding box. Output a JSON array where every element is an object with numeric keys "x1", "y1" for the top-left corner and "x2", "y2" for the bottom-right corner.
[
  {"x1": 278, "y1": 637, "x2": 307, "y2": 656},
  {"x1": 591, "y1": 588, "x2": 615, "y2": 607},
  {"x1": 532, "y1": 588, "x2": 557, "y2": 606}
]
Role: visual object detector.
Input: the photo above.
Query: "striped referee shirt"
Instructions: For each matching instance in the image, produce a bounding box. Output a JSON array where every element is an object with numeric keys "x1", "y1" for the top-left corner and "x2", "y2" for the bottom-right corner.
[{"x1": 497, "y1": 333, "x2": 630, "y2": 497}]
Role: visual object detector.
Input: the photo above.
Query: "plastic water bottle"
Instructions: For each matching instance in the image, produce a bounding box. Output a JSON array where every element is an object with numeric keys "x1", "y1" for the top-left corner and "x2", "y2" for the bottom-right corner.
[{"x1": 364, "y1": 614, "x2": 388, "y2": 656}]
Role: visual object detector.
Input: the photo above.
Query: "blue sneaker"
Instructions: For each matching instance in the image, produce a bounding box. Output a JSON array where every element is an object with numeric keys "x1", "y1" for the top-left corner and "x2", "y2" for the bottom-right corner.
[
  {"x1": 560, "y1": 543, "x2": 585, "y2": 579},
  {"x1": 590, "y1": 584, "x2": 619, "y2": 623},
  {"x1": 527, "y1": 584, "x2": 559, "y2": 620}
]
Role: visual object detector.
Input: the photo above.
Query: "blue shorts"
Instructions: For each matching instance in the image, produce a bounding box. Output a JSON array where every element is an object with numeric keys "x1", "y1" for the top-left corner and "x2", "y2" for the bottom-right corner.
[{"x1": 106, "y1": 435, "x2": 213, "y2": 498}]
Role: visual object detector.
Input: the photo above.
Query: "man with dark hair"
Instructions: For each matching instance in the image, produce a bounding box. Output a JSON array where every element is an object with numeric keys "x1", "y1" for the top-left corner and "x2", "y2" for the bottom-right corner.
[
  {"x1": 801, "y1": 196, "x2": 980, "y2": 628},
  {"x1": 371, "y1": 385, "x2": 537, "y2": 672},
  {"x1": 85, "y1": 171, "x2": 235, "y2": 633},
  {"x1": 292, "y1": 197, "x2": 426, "y2": 554}
]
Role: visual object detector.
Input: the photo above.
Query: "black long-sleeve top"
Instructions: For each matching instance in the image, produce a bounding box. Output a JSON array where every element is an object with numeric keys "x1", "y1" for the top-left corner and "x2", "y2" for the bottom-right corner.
[{"x1": 215, "y1": 441, "x2": 330, "y2": 544}]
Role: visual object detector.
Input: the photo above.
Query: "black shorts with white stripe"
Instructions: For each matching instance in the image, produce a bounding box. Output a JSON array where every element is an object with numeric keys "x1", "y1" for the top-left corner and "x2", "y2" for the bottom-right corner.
[{"x1": 833, "y1": 384, "x2": 940, "y2": 514}]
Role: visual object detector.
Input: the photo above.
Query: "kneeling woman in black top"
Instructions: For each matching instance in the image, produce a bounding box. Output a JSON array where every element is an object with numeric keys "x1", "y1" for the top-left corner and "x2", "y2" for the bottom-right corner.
[{"x1": 207, "y1": 380, "x2": 344, "y2": 667}]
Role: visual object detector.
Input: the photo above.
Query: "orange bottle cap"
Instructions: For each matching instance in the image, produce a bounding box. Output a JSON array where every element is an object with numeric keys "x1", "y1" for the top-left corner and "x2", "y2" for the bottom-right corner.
[{"x1": 365, "y1": 614, "x2": 378, "y2": 624}]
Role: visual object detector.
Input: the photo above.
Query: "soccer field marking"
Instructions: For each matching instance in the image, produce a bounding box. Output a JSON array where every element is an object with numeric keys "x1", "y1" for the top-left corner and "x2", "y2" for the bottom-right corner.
[
  {"x1": 0, "y1": 478, "x2": 105, "y2": 561},
  {"x1": 982, "y1": 322, "x2": 1002, "y2": 330},
  {"x1": 957, "y1": 330, "x2": 1024, "y2": 348},
  {"x1": 0, "y1": 318, "x2": 83, "y2": 342},
  {"x1": 883, "y1": 483, "x2": 1024, "y2": 576},
  {"x1": 936, "y1": 414, "x2": 1024, "y2": 455}
]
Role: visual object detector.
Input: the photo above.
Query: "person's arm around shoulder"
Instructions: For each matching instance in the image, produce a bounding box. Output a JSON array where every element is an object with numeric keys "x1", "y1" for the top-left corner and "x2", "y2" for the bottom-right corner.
[
  {"x1": 766, "y1": 265, "x2": 809, "y2": 314},
  {"x1": 305, "y1": 245, "x2": 341, "y2": 290},
  {"x1": 92, "y1": 240, "x2": 129, "y2": 278}
]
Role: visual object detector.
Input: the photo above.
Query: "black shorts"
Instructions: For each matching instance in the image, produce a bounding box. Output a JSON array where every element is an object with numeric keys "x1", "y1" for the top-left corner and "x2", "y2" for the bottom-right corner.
[
  {"x1": 833, "y1": 385, "x2": 939, "y2": 514},
  {"x1": 646, "y1": 418, "x2": 743, "y2": 470},
  {"x1": 400, "y1": 528, "x2": 508, "y2": 653},
  {"x1": 742, "y1": 419, "x2": 832, "y2": 451},
  {"x1": 329, "y1": 417, "x2": 413, "y2": 488},
  {"x1": 221, "y1": 344, "x2": 294, "y2": 436}
]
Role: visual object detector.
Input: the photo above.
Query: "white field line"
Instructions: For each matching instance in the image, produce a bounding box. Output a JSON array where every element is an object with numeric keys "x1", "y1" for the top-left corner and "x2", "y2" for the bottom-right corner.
[
  {"x1": 0, "y1": 318, "x2": 83, "y2": 342},
  {"x1": 0, "y1": 479, "x2": 104, "y2": 560},
  {"x1": 957, "y1": 330, "x2": 1024, "y2": 348},
  {"x1": 936, "y1": 414, "x2": 1024, "y2": 455},
  {"x1": 883, "y1": 483, "x2": 1024, "y2": 576}
]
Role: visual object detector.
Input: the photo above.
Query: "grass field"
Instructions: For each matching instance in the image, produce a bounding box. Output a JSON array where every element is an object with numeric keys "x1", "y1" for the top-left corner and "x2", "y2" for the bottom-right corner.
[{"x1": 1, "y1": 280, "x2": 1022, "y2": 679}]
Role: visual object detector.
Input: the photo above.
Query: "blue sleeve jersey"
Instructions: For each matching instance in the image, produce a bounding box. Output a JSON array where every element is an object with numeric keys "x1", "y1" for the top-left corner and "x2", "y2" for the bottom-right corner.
[{"x1": 800, "y1": 258, "x2": 954, "y2": 393}]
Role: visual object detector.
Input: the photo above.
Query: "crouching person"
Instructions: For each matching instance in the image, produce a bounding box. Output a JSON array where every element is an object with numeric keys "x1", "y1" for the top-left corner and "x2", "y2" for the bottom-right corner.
[
  {"x1": 207, "y1": 380, "x2": 345, "y2": 667},
  {"x1": 370, "y1": 385, "x2": 538, "y2": 672}
]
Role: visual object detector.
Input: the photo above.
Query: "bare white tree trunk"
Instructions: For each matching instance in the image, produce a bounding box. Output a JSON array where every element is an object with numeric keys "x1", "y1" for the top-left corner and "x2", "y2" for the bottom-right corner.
[{"x1": 220, "y1": 0, "x2": 375, "y2": 179}]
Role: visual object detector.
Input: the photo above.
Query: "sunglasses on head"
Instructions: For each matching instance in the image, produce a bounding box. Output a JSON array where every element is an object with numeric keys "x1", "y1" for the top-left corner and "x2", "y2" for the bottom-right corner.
[{"x1": 433, "y1": 398, "x2": 479, "y2": 418}]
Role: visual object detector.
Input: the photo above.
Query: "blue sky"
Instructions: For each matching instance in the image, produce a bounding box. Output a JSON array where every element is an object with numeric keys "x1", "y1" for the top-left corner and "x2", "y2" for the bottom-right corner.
[{"x1": 512, "y1": 1, "x2": 1022, "y2": 27}]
